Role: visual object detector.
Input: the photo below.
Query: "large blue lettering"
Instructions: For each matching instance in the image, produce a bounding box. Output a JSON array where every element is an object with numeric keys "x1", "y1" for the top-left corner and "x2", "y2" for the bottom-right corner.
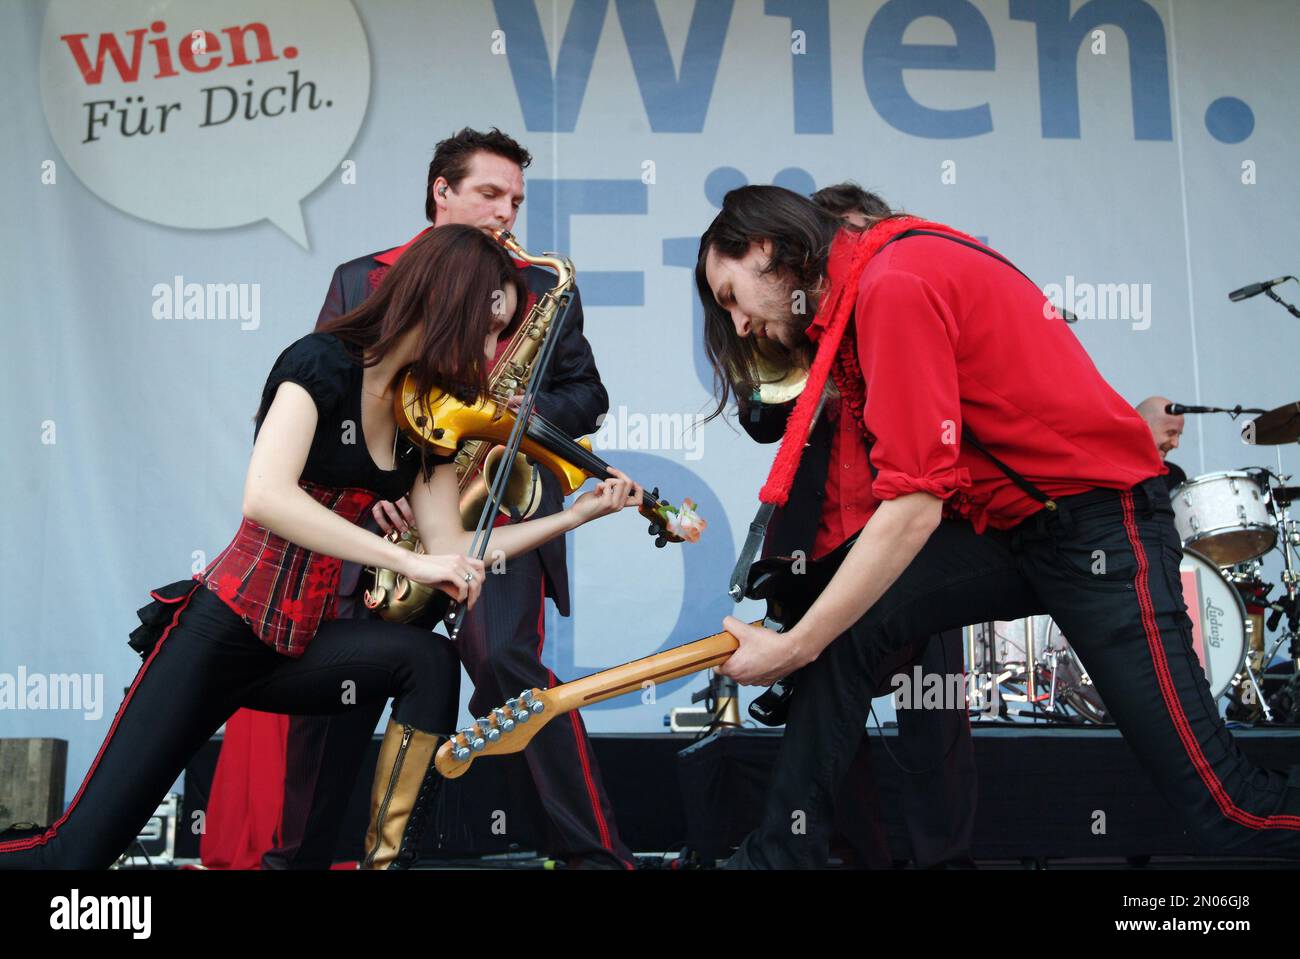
[
  {"x1": 1009, "y1": 0, "x2": 1172, "y2": 140},
  {"x1": 527, "y1": 179, "x2": 646, "y2": 307},
  {"x1": 765, "y1": 0, "x2": 832, "y2": 133},
  {"x1": 863, "y1": 0, "x2": 996, "y2": 139},
  {"x1": 496, "y1": 0, "x2": 732, "y2": 133},
  {"x1": 493, "y1": 0, "x2": 607, "y2": 133}
]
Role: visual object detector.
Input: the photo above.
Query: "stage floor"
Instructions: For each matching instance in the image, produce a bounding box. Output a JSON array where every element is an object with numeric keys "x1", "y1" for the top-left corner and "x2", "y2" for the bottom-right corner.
[{"x1": 176, "y1": 724, "x2": 1300, "y2": 868}]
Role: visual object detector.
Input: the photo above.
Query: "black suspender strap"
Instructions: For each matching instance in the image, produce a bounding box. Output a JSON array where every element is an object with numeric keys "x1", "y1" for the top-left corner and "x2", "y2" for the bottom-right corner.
[
  {"x1": 880, "y1": 228, "x2": 1035, "y2": 284},
  {"x1": 960, "y1": 428, "x2": 1056, "y2": 511}
]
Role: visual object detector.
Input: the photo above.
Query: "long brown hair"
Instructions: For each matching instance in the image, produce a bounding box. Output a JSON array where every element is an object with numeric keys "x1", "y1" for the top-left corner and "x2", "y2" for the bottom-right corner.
[
  {"x1": 319, "y1": 224, "x2": 527, "y2": 476},
  {"x1": 695, "y1": 186, "x2": 840, "y2": 422}
]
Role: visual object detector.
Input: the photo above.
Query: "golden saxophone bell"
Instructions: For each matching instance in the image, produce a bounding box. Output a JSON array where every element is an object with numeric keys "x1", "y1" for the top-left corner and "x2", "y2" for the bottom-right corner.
[
  {"x1": 750, "y1": 340, "x2": 809, "y2": 405},
  {"x1": 458, "y1": 446, "x2": 543, "y2": 527},
  {"x1": 757, "y1": 366, "x2": 809, "y2": 405},
  {"x1": 363, "y1": 529, "x2": 436, "y2": 624}
]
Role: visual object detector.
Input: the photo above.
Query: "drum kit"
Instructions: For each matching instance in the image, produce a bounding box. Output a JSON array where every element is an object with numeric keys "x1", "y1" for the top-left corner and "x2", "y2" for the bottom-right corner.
[{"x1": 967, "y1": 402, "x2": 1300, "y2": 725}]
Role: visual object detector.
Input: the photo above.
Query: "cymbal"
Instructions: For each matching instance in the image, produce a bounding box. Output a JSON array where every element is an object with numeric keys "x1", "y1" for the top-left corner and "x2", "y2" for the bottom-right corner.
[{"x1": 1247, "y1": 401, "x2": 1300, "y2": 445}]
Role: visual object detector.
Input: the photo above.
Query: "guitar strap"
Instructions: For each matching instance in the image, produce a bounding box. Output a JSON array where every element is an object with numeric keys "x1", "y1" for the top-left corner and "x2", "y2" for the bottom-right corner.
[
  {"x1": 728, "y1": 389, "x2": 829, "y2": 601},
  {"x1": 728, "y1": 228, "x2": 1059, "y2": 602}
]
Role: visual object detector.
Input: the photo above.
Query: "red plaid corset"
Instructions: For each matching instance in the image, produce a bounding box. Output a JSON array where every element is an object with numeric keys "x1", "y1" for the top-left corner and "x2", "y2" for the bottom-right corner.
[{"x1": 198, "y1": 482, "x2": 380, "y2": 657}]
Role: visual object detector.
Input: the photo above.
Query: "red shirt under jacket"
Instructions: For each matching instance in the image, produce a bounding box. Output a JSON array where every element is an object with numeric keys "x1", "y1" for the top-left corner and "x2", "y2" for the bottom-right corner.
[{"x1": 812, "y1": 226, "x2": 1163, "y2": 557}]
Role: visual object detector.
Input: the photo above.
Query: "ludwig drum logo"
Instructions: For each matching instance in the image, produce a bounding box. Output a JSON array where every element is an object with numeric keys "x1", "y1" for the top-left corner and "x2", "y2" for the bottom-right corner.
[{"x1": 39, "y1": 0, "x2": 371, "y2": 246}]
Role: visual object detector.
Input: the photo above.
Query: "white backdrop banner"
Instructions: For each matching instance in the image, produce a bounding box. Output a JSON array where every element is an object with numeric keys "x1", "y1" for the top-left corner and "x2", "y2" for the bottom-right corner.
[{"x1": 2, "y1": 0, "x2": 1298, "y2": 796}]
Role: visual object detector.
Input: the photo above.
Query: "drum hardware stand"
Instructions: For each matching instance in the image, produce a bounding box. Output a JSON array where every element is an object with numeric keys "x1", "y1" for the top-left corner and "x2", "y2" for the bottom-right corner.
[
  {"x1": 1252, "y1": 455, "x2": 1300, "y2": 721},
  {"x1": 1042, "y1": 644, "x2": 1062, "y2": 714},
  {"x1": 1025, "y1": 616, "x2": 1038, "y2": 711},
  {"x1": 1271, "y1": 456, "x2": 1300, "y2": 672},
  {"x1": 965, "y1": 623, "x2": 994, "y2": 716}
]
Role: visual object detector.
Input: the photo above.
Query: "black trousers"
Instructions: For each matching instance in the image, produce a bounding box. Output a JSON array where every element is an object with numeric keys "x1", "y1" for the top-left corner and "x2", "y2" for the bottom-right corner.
[
  {"x1": 730, "y1": 478, "x2": 1300, "y2": 868},
  {"x1": 833, "y1": 628, "x2": 976, "y2": 868},
  {"x1": 0, "y1": 585, "x2": 459, "y2": 870},
  {"x1": 267, "y1": 547, "x2": 634, "y2": 869},
  {"x1": 457, "y1": 548, "x2": 633, "y2": 867}
]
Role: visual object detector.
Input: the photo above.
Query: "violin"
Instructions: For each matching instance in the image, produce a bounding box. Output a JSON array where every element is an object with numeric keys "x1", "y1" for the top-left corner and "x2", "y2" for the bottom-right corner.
[{"x1": 394, "y1": 381, "x2": 706, "y2": 546}]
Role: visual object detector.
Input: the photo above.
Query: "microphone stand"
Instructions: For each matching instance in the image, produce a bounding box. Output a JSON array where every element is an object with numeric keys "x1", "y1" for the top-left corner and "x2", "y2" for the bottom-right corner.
[{"x1": 1263, "y1": 286, "x2": 1300, "y2": 321}]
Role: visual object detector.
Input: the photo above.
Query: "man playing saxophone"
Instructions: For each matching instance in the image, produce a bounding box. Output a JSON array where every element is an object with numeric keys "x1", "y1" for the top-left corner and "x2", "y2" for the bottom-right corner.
[{"x1": 246, "y1": 127, "x2": 634, "y2": 870}]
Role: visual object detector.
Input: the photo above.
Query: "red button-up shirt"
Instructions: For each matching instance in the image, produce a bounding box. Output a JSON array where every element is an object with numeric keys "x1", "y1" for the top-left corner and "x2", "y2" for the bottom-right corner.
[
  {"x1": 813, "y1": 227, "x2": 1163, "y2": 552},
  {"x1": 812, "y1": 399, "x2": 882, "y2": 559}
]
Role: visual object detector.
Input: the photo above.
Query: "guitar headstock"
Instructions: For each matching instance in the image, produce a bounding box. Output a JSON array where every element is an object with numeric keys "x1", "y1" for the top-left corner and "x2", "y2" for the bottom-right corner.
[
  {"x1": 640, "y1": 492, "x2": 707, "y2": 548},
  {"x1": 435, "y1": 688, "x2": 554, "y2": 779}
]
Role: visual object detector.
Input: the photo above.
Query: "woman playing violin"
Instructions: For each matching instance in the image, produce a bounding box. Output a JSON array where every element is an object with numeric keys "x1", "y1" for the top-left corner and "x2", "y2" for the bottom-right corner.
[{"x1": 0, "y1": 225, "x2": 641, "y2": 870}]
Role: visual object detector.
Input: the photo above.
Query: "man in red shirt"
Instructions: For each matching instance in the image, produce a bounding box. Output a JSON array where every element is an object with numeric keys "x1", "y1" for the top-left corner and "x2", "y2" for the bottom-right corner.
[
  {"x1": 696, "y1": 185, "x2": 1300, "y2": 868},
  {"x1": 733, "y1": 182, "x2": 977, "y2": 869}
]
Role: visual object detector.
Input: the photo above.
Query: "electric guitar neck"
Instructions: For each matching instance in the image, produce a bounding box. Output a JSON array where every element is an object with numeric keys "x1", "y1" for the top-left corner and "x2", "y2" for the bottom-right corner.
[{"x1": 434, "y1": 626, "x2": 749, "y2": 778}]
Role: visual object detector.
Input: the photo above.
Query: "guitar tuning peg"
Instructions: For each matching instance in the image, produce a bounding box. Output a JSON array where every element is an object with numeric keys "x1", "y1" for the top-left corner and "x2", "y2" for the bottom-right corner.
[
  {"x1": 463, "y1": 724, "x2": 486, "y2": 752},
  {"x1": 493, "y1": 707, "x2": 515, "y2": 733},
  {"x1": 654, "y1": 534, "x2": 668, "y2": 548},
  {"x1": 647, "y1": 522, "x2": 661, "y2": 537},
  {"x1": 649, "y1": 486, "x2": 660, "y2": 501},
  {"x1": 519, "y1": 690, "x2": 544, "y2": 715},
  {"x1": 479, "y1": 717, "x2": 501, "y2": 742},
  {"x1": 450, "y1": 732, "x2": 471, "y2": 761}
]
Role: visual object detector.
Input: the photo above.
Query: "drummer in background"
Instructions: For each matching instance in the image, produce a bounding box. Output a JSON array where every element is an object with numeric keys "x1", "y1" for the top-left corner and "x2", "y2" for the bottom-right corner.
[{"x1": 1136, "y1": 396, "x2": 1186, "y2": 490}]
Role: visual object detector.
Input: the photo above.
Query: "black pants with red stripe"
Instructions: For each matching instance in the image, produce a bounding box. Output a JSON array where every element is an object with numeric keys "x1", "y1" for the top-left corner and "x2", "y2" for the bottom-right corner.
[
  {"x1": 456, "y1": 548, "x2": 634, "y2": 868},
  {"x1": 730, "y1": 478, "x2": 1300, "y2": 868},
  {"x1": 0, "y1": 585, "x2": 459, "y2": 870}
]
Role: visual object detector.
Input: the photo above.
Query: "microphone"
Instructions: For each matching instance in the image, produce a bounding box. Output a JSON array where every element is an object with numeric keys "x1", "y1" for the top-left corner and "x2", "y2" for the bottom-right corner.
[
  {"x1": 1228, "y1": 276, "x2": 1293, "y2": 302},
  {"x1": 1165, "y1": 403, "x2": 1216, "y2": 415}
]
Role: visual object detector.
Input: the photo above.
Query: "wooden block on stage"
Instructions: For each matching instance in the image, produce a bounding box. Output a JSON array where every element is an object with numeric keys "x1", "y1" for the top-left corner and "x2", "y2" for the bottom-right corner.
[{"x1": 0, "y1": 739, "x2": 68, "y2": 826}]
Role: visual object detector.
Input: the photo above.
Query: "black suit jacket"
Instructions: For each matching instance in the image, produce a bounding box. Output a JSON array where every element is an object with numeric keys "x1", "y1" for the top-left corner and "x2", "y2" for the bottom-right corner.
[{"x1": 316, "y1": 247, "x2": 609, "y2": 616}]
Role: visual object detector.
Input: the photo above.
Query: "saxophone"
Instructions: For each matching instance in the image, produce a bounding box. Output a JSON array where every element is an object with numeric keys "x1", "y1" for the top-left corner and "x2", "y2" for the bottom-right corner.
[
  {"x1": 364, "y1": 230, "x2": 575, "y2": 624},
  {"x1": 455, "y1": 230, "x2": 575, "y2": 527}
]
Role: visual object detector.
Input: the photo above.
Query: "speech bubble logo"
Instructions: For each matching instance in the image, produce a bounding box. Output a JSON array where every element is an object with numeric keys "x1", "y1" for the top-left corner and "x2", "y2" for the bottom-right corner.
[{"x1": 40, "y1": 0, "x2": 370, "y2": 247}]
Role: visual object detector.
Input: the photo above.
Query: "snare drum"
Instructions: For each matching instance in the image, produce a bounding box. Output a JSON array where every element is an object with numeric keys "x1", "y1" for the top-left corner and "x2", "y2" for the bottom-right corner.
[{"x1": 1171, "y1": 470, "x2": 1276, "y2": 566}]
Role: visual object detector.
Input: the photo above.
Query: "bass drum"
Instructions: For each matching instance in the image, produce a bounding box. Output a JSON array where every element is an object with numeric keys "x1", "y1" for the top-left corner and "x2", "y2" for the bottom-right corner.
[
  {"x1": 983, "y1": 551, "x2": 1247, "y2": 723},
  {"x1": 1175, "y1": 548, "x2": 1249, "y2": 700}
]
